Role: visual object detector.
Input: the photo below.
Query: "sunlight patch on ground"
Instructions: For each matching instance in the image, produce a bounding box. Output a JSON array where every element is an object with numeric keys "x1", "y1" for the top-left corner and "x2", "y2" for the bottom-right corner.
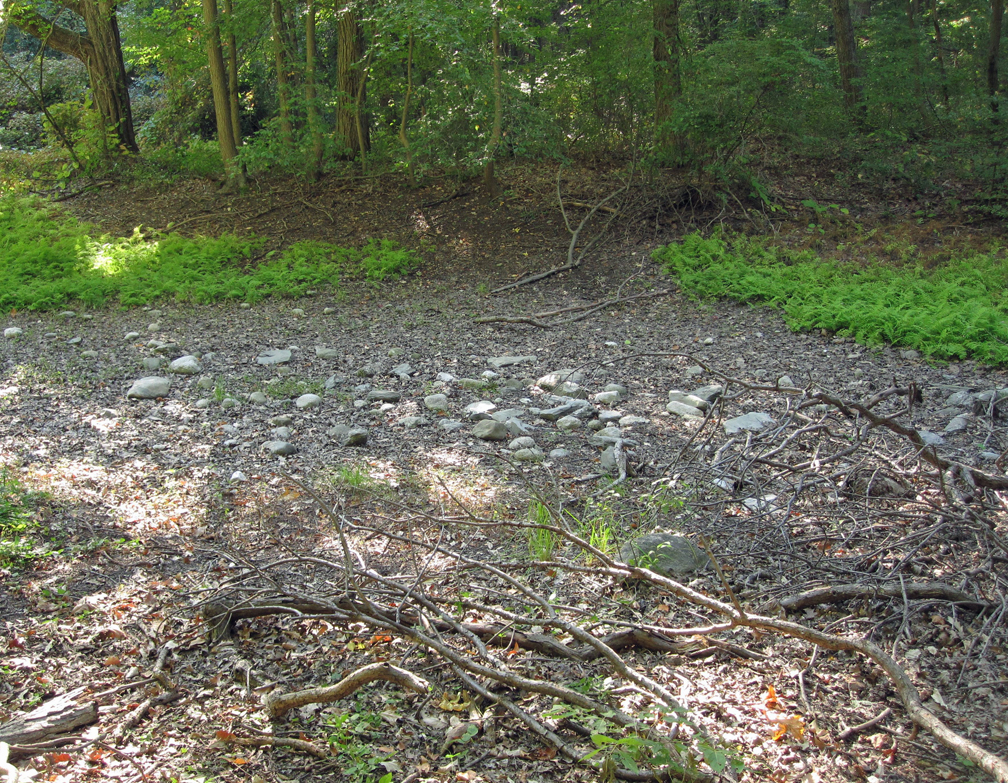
[{"x1": 415, "y1": 447, "x2": 507, "y2": 516}]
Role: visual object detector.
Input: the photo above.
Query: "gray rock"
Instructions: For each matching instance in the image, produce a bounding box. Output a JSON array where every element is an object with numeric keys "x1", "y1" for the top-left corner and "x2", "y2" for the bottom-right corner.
[
  {"x1": 668, "y1": 390, "x2": 709, "y2": 410},
  {"x1": 553, "y1": 381, "x2": 587, "y2": 399},
  {"x1": 974, "y1": 389, "x2": 1008, "y2": 404},
  {"x1": 459, "y1": 378, "x2": 485, "y2": 389},
  {"x1": 328, "y1": 424, "x2": 368, "y2": 446},
  {"x1": 257, "y1": 349, "x2": 292, "y2": 366},
  {"x1": 540, "y1": 399, "x2": 593, "y2": 422},
  {"x1": 169, "y1": 355, "x2": 203, "y2": 375},
  {"x1": 81, "y1": 350, "x2": 98, "y2": 358},
  {"x1": 291, "y1": 308, "x2": 305, "y2": 317},
  {"x1": 703, "y1": 336, "x2": 715, "y2": 345},
  {"x1": 556, "y1": 415, "x2": 583, "y2": 432},
  {"x1": 240, "y1": 302, "x2": 251, "y2": 310},
  {"x1": 980, "y1": 451, "x2": 1000, "y2": 461},
  {"x1": 230, "y1": 471, "x2": 247, "y2": 483},
  {"x1": 945, "y1": 390, "x2": 975, "y2": 407},
  {"x1": 600, "y1": 446, "x2": 618, "y2": 474},
  {"x1": 142, "y1": 357, "x2": 163, "y2": 371},
  {"x1": 594, "y1": 391, "x2": 621, "y2": 405},
  {"x1": 221, "y1": 398, "x2": 239, "y2": 410},
  {"x1": 473, "y1": 419, "x2": 508, "y2": 440},
  {"x1": 400, "y1": 416, "x2": 427, "y2": 429},
  {"x1": 778, "y1": 375, "x2": 796, "y2": 388},
  {"x1": 724, "y1": 412, "x2": 775, "y2": 434},
  {"x1": 264, "y1": 440, "x2": 297, "y2": 456},
  {"x1": 296, "y1": 393, "x2": 322, "y2": 409},
  {"x1": 148, "y1": 323, "x2": 161, "y2": 332},
  {"x1": 67, "y1": 336, "x2": 82, "y2": 345},
  {"x1": 59, "y1": 310, "x2": 76, "y2": 318},
  {"x1": 424, "y1": 393, "x2": 449, "y2": 412},
  {"x1": 505, "y1": 418, "x2": 532, "y2": 436},
  {"x1": 513, "y1": 448, "x2": 543, "y2": 462},
  {"x1": 388, "y1": 347, "x2": 404, "y2": 358},
  {"x1": 465, "y1": 400, "x2": 497, "y2": 420},
  {"x1": 692, "y1": 385, "x2": 724, "y2": 403},
  {"x1": 618, "y1": 533, "x2": 709, "y2": 578},
  {"x1": 549, "y1": 448, "x2": 569, "y2": 459},
  {"x1": 537, "y1": 370, "x2": 585, "y2": 391},
  {"x1": 315, "y1": 346, "x2": 340, "y2": 359},
  {"x1": 619, "y1": 415, "x2": 649, "y2": 427},
  {"x1": 197, "y1": 375, "x2": 216, "y2": 390},
  {"x1": 127, "y1": 377, "x2": 170, "y2": 399},
  {"x1": 195, "y1": 399, "x2": 211, "y2": 409},
  {"x1": 124, "y1": 331, "x2": 140, "y2": 341},
  {"x1": 491, "y1": 407, "x2": 525, "y2": 422},
  {"x1": 439, "y1": 419, "x2": 466, "y2": 432},
  {"x1": 323, "y1": 307, "x2": 336, "y2": 315},
  {"x1": 598, "y1": 410, "x2": 622, "y2": 425},
  {"x1": 604, "y1": 383, "x2": 628, "y2": 396},
  {"x1": 270, "y1": 415, "x2": 294, "y2": 426},
  {"x1": 436, "y1": 372, "x2": 455, "y2": 383},
  {"x1": 390, "y1": 362, "x2": 413, "y2": 378},
  {"x1": 325, "y1": 374, "x2": 347, "y2": 389},
  {"x1": 249, "y1": 391, "x2": 268, "y2": 404},
  {"x1": 509, "y1": 436, "x2": 536, "y2": 450},
  {"x1": 919, "y1": 430, "x2": 944, "y2": 446},
  {"x1": 685, "y1": 365, "x2": 703, "y2": 378},
  {"x1": 501, "y1": 378, "x2": 526, "y2": 391},
  {"x1": 666, "y1": 400, "x2": 704, "y2": 418},
  {"x1": 488, "y1": 355, "x2": 537, "y2": 369},
  {"x1": 272, "y1": 426, "x2": 292, "y2": 439},
  {"x1": 900, "y1": 349, "x2": 921, "y2": 360},
  {"x1": 367, "y1": 390, "x2": 401, "y2": 402},
  {"x1": 358, "y1": 362, "x2": 380, "y2": 377},
  {"x1": 587, "y1": 419, "x2": 604, "y2": 431},
  {"x1": 481, "y1": 370, "x2": 499, "y2": 380},
  {"x1": 944, "y1": 415, "x2": 970, "y2": 434}
]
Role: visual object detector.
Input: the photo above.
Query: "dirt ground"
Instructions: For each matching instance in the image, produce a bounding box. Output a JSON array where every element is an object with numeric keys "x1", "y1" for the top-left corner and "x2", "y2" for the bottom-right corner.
[{"x1": 1, "y1": 164, "x2": 1007, "y2": 783}]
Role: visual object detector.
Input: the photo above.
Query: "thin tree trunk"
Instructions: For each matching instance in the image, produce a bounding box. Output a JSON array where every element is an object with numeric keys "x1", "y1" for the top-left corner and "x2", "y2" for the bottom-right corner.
[
  {"x1": 831, "y1": 0, "x2": 866, "y2": 125},
  {"x1": 653, "y1": 0, "x2": 682, "y2": 147},
  {"x1": 221, "y1": 0, "x2": 242, "y2": 148},
  {"x1": 271, "y1": 0, "x2": 293, "y2": 145},
  {"x1": 930, "y1": 0, "x2": 950, "y2": 106},
  {"x1": 304, "y1": 0, "x2": 323, "y2": 179},
  {"x1": 398, "y1": 30, "x2": 416, "y2": 186},
  {"x1": 336, "y1": 11, "x2": 365, "y2": 156},
  {"x1": 354, "y1": 42, "x2": 374, "y2": 172},
  {"x1": 201, "y1": 0, "x2": 244, "y2": 189},
  {"x1": 989, "y1": 0, "x2": 1005, "y2": 120},
  {"x1": 906, "y1": 0, "x2": 928, "y2": 123},
  {"x1": 484, "y1": 11, "x2": 503, "y2": 198}
]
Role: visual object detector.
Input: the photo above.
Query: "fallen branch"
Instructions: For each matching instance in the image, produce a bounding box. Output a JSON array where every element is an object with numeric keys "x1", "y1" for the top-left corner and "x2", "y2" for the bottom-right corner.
[
  {"x1": 264, "y1": 662, "x2": 429, "y2": 719},
  {"x1": 0, "y1": 688, "x2": 97, "y2": 748},
  {"x1": 781, "y1": 582, "x2": 988, "y2": 611},
  {"x1": 838, "y1": 707, "x2": 893, "y2": 741},
  {"x1": 219, "y1": 734, "x2": 328, "y2": 757}
]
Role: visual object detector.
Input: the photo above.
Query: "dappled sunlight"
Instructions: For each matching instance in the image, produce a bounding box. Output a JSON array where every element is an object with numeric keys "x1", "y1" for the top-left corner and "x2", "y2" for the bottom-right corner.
[{"x1": 415, "y1": 447, "x2": 510, "y2": 517}]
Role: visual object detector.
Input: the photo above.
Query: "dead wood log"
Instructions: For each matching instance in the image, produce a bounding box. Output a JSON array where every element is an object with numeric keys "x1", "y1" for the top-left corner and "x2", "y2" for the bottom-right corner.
[
  {"x1": 264, "y1": 662, "x2": 429, "y2": 719},
  {"x1": 0, "y1": 742, "x2": 18, "y2": 783},
  {"x1": 0, "y1": 688, "x2": 97, "y2": 747},
  {"x1": 781, "y1": 582, "x2": 989, "y2": 611}
]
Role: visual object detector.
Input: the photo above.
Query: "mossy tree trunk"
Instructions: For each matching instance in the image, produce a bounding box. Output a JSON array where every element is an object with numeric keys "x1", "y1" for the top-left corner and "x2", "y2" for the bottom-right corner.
[
  {"x1": 653, "y1": 0, "x2": 682, "y2": 148},
  {"x1": 830, "y1": 0, "x2": 866, "y2": 126},
  {"x1": 304, "y1": 0, "x2": 324, "y2": 179},
  {"x1": 336, "y1": 10, "x2": 368, "y2": 157},
  {"x1": 202, "y1": 0, "x2": 245, "y2": 189}
]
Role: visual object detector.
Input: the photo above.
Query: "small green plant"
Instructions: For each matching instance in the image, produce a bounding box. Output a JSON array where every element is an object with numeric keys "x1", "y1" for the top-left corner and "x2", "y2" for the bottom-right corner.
[
  {"x1": 576, "y1": 498, "x2": 616, "y2": 560},
  {"x1": 527, "y1": 500, "x2": 557, "y2": 559},
  {"x1": 0, "y1": 468, "x2": 51, "y2": 568},
  {"x1": 326, "y1": 707, "x2": 390, "y2": 783}
]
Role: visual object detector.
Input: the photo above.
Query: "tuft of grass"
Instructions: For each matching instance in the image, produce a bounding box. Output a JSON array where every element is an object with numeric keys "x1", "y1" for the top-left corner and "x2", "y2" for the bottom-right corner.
[
  {"x1": 527, "y1": 500, "x2": 558, "y2": 559},
  {"x1": 655, "y1": 232, "x2": 1008, "y2": 364},
  {"x1": 0, "y1": 194, "x2": 419, "y2": 311}
]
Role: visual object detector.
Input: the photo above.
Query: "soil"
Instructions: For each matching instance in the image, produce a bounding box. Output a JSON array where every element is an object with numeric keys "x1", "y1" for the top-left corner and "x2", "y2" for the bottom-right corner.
[{"x1": 1, "y1": 164, "x2": 1006, "y2": 783}]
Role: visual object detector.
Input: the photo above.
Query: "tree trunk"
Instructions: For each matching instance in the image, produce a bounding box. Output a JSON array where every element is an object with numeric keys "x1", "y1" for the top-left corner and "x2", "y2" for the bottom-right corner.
[
  {"x1": 398, "y1": 30, "x2": 416, "y2": 186},
  {"x1": 830, "y1": 0, "x2": 866, "y2": 125},
  {"x1": 201, "y1": 0, "x2": 244, "y2": 188},
  {"x1": 271, "y1": 0, "x2": 293, "y2": 145},
  {"x1": 989, "y1": 0, "x2": 1005, "y2": 119},
  {"x1": 305, "y1": 0, "x2": 324, "y2": 179},
  {"x1": 653, "y1": 0, "x2": 682, "y2": 145},
  {"x1": 930, "y1": 0, "x2": 950, "y2": 105},
  {"x1": 221, "y1": 0, "x2": 242, "y2": 148},
  {"x1": 336, "y1": 11, "x2": 367, "y2": 156},
  {"x1": 484, "y1": 12, "x2": 503, "y2": 198},
  {"x1": 6, "y1": 0, "x2": 137, "y2": 153}
]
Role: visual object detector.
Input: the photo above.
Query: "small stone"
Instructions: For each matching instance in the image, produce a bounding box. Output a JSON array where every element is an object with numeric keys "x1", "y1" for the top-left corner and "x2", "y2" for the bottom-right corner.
[
  {"x1": 296, "y1": 393, "x2": 322, "y2": 409},
  {"x1": 169, "y1": 355, "x2": 203, "y2": 375},
  {"x1": 358, "y1": 362, "x2": 380, "y2": 377},
  {"x1": 436, "y1": 372, "x2": 455, "y2": 383},
  {"x1": 388, "y1": 347, "x2": 405, "y2": 357},
  {"x1": 619, "y1": 415, "x2": 649, "y2": 427},
  {"x1": 778, "y1": 375, "x2": 796, "y2": 388},
  {"x1": 221, "y1": 398, "x2": 239, "y2": 410},
  {"x1": 598, "y1": 410, "x2": 622, "y2": 425},
  {"x1": 59, "y1": 310, "x2": 76, "y2": 318},
  {"x1": 724, "y1": 412, "x2": 775, "y2": 434},
  {"x1": 945, "y1": 390, "x2": 974, "y2": 407},
  {"x1": 315, "y1": 347, "x2": 340, "y2": 359},
  {"x1": 325, "y1": 374, "x2": 347, "y2": 389},
  {"x1": 668, "y1": 390, "x2": 709, "y2": 410},
  {"x1": 390, "y1": 362, "x2": 413, "y2": 378},
  {"x1": 692, "y1": 385, "x2": 724, "y2": 403},
  {"x1": 195, "y1": 399, "x2": 211, "y2": 409},
  {"x1": 323, "y1": 307, "x2": 336, "y2": 315},
  {"x1": 249, "y1": 391, "x2": 268, "y2": 404},
  {"x1": 66, "y1": 336, "x2": 82, "y2": 345},
  {"x1": 919, "y1": 430, "x2": 944, "y2": 446},
  {"x1": 80, "y1": 313, "x2": 92, "y2": 321},
  {"x1": 424, "y1": 393, "x2": 449, "y2": 412},
  {"x1": 604, "y1": 383, "x2": 628, "y2": 396},
  {"x1": 666, "y1": 400, "x2": 704, "y2": 418},
  {"x1": 439, "y1": 419, "x2": 466, "y2": 432},
  {"x1": 147, "y1": 310, "x2": 162, "y2": 318},
  {"x1": 272, "y1": 426, "x2": 292, "y2": 439},
  {"x1": 240, "y1": 302, "x2": 251, "y2": 309},
  {"x1": 553, "y1": 381, "x2": 587, "y2": 398},
  {"x1": 509, "y1": 436, "x2": 536, "y2": 450},
  {"x1": 367, "y1": 390, "x2": 401, "y2": 403},
  {"x1": 230, "y1": 471, "x2": 247, "y2": 483},
  {"x1": 81, "y1": 350, "x2": 98, "y2": 358},
  {"x1": 257, "y1": 349, "x2": 292, "y2": 366},
  {"x1": 459, "y1": 378, "x2": 485, "y2": 389},
  {"x1": 513, "y1": 448, "x2": 543, "y2": 462},
  {"x1": 944, "y1": 415, "x2": 969, "y2": 434},
  {"x1": 400, "y1": 416, "x2": 427, "y2": 429},
  {"x1": 291, "y1": 308, "x2": 306, "y2": 317},
  {"x1": 540, "y1": 399, "x2": 593, "y2": 422},
  {"x1": 124, "y1": 331, "x2": 140, "y2": 341},
  {"x1": 853, "y1": 368, "x2": 865, "y2": 379},
  {"x1": 491, "y1": 407, "x2": 525, "y2": 422},
  {"x1": 600, "y1": 446, "x2": 618, "y2": 474},
  {"x1": 685, "y1": 365, "x2": 703, "y2": 378},
  {"x1": 900, "y1": 349, "x2": 921, "y2": 360},
  {"x1": 537, "y1": 370, "x2": 585, "y2": 391},
  {"x1": 481, "y1": 370, "x2": 499, "y2": 380},
  {"x1": 619, "y1": 533, "x2": 709, "y2": 577},
  {"x1": 556, "y1": 415, "x2": 582, "y2": 432},
  {"x1": 548, "y1": 448, "x2": 569, "y2": 459},
  {"x1": 505, "y1": 417, "x2": 532, "y2": 436},
  {"x1": 594, "y1": 390, "x2": 621, "y2": 405},
  {"x1": 196, "y1": 375, "x2": 215, "y2": 390},
  {"x1": 264, "y1": 440, "x2": 297, "y2": 456},
  {"x1": 473, "y1": 419, "x2": 507, "y2": 440},
  {"x1": 465, "y1": 400, "x2": 497, "y2": 420},
  {"x1": 587, "y1": 419, "x2": 604, "y2": 431},
  {"x1": 703, "y1": 337, "x2": 714, "y2": 345},
  {"x1": 44, "y1": 333, "x2": 57, "y2": 339},
  {"x1": 3, "y1": 327, "x2": 22, "y2": 338},
  {"x1": 148, "y1": 322, "x2": 161, "y2": 332},
  {"x1": 127, "y1": 377, "x2": 170, "y2": 399}
]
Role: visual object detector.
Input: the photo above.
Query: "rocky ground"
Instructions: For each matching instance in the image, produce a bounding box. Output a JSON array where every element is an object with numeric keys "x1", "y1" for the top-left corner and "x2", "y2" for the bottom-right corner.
[{"x1": 1, "y1": 170, "x2": 1007, "y2": 783}]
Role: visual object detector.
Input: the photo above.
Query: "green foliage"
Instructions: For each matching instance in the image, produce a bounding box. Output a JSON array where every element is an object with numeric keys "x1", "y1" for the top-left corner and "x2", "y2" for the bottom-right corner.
[
  {"x1": 527, "y1": 500, "x2": 557, "y2": 559},
  {"x1": 655, "y1": 232, "x2": 1008, "y2": 364},
  {"x1": 0, "y1": 468, "x2": 51, "y2": 568},
  {"x1": 0, "y1": 195, "x2": 420, "y2": 311},
  {"x1": 326, "y1": 707, "x2": 390, "y2": 783}
]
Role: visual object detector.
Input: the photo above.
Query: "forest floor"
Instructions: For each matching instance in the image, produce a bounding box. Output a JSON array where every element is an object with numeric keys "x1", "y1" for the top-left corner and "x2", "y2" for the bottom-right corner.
[{"x1": 1, "y1": 162, "x2": 1007, "y2": 783}]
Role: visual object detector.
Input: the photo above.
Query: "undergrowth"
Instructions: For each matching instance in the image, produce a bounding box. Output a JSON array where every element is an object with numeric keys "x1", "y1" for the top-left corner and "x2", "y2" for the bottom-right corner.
[
  {"x1": 0, "y1": 468, "x2": 50, "y2": 568},
  {"x1": 655, "y1": 233, "x2": 1008, "y2": 364},
  {"x1": 0, "y1": 194, "x2": 419, "y2": 311}
]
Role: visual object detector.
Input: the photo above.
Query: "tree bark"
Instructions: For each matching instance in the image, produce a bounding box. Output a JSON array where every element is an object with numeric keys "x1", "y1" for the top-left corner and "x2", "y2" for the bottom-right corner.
[
  {"x1": 336, "y1": 11, "x2": 367, "y2": 156},
  {"x1": 930, "y1": 0, "x2": 950, "y2": 105},
  {"x1": 221, "y1": 0, "x2": 242, "y2": 148},
  {"x1": 5, "y1": 0, "x2": 137, "y2": 152},
  {"x1": 653, "y1": 0, "x2": 682, "y2": 146},
  {"x1": 989, "y1": 0, "x2": 1005, "y2": 119},
  {"x1": 398, "y1": 30, "x2": 416, "y2": 186},
  {"x1": 271, "y1": 0, "x2": 293, "y2": 145},
  {"x1": 830, "y1": 0, "x2": 866, "y2": 125},
  {"x1": 484, "y1": 11, "x2": 503, "y2": 198},
  {"x1": 304, "y1": 0, "x2": 324, "y2": 179},
  {"x1": 201, "y1": 0, "x2": 244, "y2": 188}
]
